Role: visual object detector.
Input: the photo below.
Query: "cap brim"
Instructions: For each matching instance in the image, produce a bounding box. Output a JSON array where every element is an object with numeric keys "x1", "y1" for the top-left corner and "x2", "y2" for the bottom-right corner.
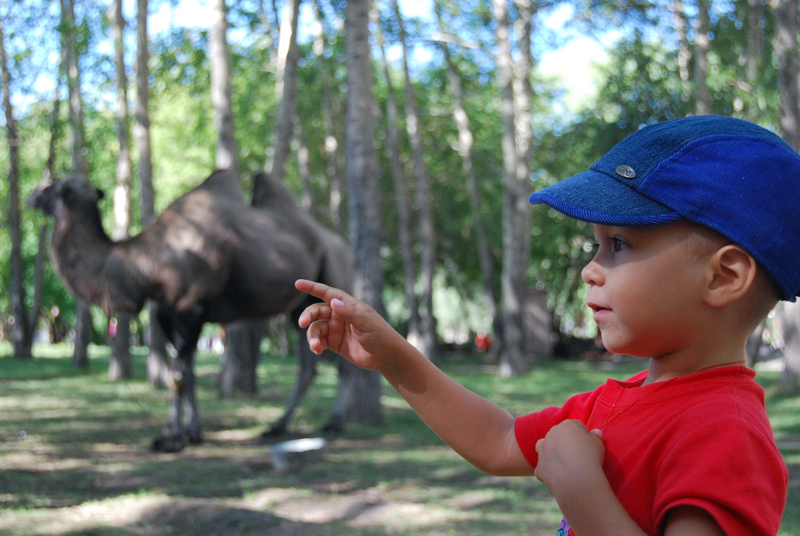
[{"x1": 529, "y1": 169, "x2": 682, "y2": 226}]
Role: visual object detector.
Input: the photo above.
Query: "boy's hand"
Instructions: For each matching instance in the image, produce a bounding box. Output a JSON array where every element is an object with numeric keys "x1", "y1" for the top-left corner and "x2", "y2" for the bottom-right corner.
[
  {"x1": 534, "y1": 420, "x2": 605, "y2": 497},
  {"x1": 295, "y1": 279, "x2": 403, "y2": 371}
]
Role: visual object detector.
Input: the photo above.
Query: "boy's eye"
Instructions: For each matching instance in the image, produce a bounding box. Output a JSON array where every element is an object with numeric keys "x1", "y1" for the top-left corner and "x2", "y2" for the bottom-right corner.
[
  {"x1": 611, "y1": 237, "x2": 628, "y2": 252},
  {"x1": 589, "y1": 234, "x2": 629, "y2": 254}
]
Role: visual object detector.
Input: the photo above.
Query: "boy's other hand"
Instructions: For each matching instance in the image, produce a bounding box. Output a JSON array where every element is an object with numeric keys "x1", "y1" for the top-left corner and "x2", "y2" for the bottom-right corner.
[
  {"x1": 295, "y1": 279, "x2": 402, "y2": 371},
  {"x1": 534, "y1": 420, "x2": 605, "y2": 497}
]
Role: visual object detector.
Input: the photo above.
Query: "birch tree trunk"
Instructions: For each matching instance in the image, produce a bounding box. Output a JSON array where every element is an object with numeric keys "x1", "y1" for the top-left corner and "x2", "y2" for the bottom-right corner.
[
  {"x1": 745, "y1": 0, "x2": 763, "y2": 120},
  {"x1": 211, "y1": 0, "x2": 238, "y2": 174},
  {"x1": 62, "y1": 0, "x2": 87, "y2": 178},
  {"x1": 0, "y1": 19, "x2": 33, "y2": 359},
  {"x1": 135, "y1": 0, "x2": 171, "y2": 387},
  {"x1": 108, "y1": 0, "x2": 133, "y2": 380},
  {"x1": 512, "y1": 0, "x2": 540, "y2": 366},
  {"x1": 436, "y1": 33, "x2": 500, "y2": 357},
  {"x1": 312, "y1": 1, "x2": 344, "y2": 233},
  {"x1": 210, "y1": 0, "x2": 263, "y2": 397},
  {"x1": 222, "y1": 0, "x2": 303, "y2": 398},
  {"x1": 494, "y1": 0, "x2": 527, "y2": 376},
  {"x1": 31, "y1": 225, "x2": 49, "y2": 345},
  {"x1": 773, "y1": 0, "x2": 800, "y2": 385},
  {"x1": 296, "y1": 126, "x2": 315, "y2": 213},
  {"x1": 778, "y1": 302, "x2": 800, "y2": 384},
  {"x1": 43, "y1": 78, "x2": 61, "y2": 186},
  {"x1": 30, "y1": 84, "x2": 61, "y2": 342},
  {"x1": 693, "y1": 0, "x2": 712, "y2": 115},
  {"x1": 61, "y1": 0, "x2": 92, "y2": 368},
  {"x1": 378, "y1": 35, "x2": 421, "y2": 342},
  {"x1": 774, "y1": 0, "x2": 800, "y2": 149},
  {"x1": 392, "y1": 0, "x2": 439, "y2": 361},
  {"x1": 343, "y1": 0, "x2": 384, "y2": 425},
  {"x1": 671, "y1": 0, "x2": 692, "y2": 101},
  {"x1": 265, "y1": 0, "x2": 301, "y2": 179}
]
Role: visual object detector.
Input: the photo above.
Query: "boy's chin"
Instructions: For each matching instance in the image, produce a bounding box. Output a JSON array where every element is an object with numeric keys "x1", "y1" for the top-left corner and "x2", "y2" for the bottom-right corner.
[{"x1": 599, "y1": 337, "x2": 654, "y2": 359}]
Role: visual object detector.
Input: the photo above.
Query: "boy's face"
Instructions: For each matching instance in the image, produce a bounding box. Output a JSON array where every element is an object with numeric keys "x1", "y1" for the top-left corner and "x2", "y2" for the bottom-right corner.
[{"x1": 582, "y1": 222, "x2": 712, "y2": 358}]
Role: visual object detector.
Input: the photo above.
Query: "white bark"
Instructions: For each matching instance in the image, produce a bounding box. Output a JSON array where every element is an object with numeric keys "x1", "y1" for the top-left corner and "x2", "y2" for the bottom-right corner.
[{"x1": 343, "y1": 0, "x2": 385, "y2": 425}]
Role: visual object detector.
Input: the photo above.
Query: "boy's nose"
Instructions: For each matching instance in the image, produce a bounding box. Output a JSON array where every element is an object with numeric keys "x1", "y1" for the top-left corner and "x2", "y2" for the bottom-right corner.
[{"x1": 581, "y1": 259, "x2": 604, "y2": 286}]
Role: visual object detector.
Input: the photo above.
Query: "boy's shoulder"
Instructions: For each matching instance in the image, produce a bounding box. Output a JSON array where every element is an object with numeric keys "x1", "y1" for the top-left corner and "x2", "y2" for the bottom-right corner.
[
  {"x1": 623, "y1": 367, "x2": 780, "y2": 455},
  {"x1": 609, "y1": 366, "x2": 770, "y2": 435}
]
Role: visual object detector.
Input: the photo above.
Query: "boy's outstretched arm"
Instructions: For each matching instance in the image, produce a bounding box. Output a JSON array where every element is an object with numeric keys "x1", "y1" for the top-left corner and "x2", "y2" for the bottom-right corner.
[
  {"x1": 298, "y1": 280, "x2": 726, "y2": 536},
  {"x1": 295, "y1": 279, "x2": 534, "y2": 477}
]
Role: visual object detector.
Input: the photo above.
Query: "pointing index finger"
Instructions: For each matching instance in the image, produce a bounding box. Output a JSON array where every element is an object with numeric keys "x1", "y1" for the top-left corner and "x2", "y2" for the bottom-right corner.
[{"x1": 295, "y1": 279, "x2": 349, "y2": 304}]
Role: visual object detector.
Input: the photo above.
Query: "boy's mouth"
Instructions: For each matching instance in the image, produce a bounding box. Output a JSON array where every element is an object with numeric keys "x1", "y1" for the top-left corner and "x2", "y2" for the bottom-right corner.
[{"x1": 587, "y1": 302, "x2": 611, "y2": 321}]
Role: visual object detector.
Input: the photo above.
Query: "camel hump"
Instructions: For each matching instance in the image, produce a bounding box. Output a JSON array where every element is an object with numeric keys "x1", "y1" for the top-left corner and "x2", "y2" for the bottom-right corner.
[
  {"x1": 196, "y1": 169, "x2": 245, "y2": 201},
  {"x1": 251, "y1": 171, "x2": 302, "y2": 213}
]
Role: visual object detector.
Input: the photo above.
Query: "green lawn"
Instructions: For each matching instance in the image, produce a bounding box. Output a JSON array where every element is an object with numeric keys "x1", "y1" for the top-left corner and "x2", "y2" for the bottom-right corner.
[{"x1": 0, "y1": 343, "x2": 797, "y2": 535}]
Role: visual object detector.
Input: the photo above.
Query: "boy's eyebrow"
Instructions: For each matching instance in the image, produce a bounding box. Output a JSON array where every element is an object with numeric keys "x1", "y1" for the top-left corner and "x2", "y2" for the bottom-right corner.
[{"x1": 590, "y1": 223, "x2": 621, "y2": 234}]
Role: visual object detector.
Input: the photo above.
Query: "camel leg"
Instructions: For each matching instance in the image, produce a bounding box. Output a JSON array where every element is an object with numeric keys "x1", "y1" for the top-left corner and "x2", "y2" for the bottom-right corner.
[
  {"x1": 161, "y1": 374, "x2": 183, "y2": 449},
  {"x1": 320, "y1": 353, "x2": 349, "y2": 434},
  {"x1": 152, "y1": 307, "x2": 204, "y2": 452},
  {"x1": 183, "y1": 366, "x2": 203, "y2": 445},
  {"x1": 260, "y1": 324, "x2": 318, "y2": 440}
]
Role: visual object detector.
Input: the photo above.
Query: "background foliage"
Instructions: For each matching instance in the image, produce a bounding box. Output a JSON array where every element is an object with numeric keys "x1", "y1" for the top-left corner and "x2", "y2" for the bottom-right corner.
[{"x1": 0, "y1": 0, "x2": 789, "y2": 344}]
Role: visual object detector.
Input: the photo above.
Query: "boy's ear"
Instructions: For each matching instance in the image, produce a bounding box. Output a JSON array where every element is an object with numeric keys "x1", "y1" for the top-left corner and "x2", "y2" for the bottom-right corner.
[{"x1": 705, "y1": 245, "x2": 757, "y2": 307}]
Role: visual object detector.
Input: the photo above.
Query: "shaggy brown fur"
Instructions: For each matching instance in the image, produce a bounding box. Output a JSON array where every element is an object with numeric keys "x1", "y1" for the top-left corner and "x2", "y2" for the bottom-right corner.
[{"x1": 30, "y1": 169, "x2": 353, "y2": 452}]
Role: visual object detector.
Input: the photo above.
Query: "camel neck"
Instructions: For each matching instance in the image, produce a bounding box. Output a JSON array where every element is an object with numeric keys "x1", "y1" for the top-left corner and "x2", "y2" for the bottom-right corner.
[{"x1": 52, "y1": 219, "x2": 146, "y2": 314}]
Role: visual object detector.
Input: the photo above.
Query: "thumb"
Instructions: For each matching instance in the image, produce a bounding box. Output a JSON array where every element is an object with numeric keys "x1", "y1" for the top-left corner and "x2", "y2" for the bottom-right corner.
[
  {"x1": 329, "y1": 296, "x2": 394, "y2": 353},
  {"x1": 330, "y1": 297, "x2": 352, "y2": 318},
  {"x1": 329, "y1": 296, "x2": 366, "y2": 329},
  {"x1": 591, "y1": 428, "x2": 603, "y2": 439}
]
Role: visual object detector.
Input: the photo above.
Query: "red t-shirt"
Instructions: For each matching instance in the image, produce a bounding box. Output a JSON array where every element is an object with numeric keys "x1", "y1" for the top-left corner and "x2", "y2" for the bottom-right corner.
[{"x1": 514, "y1": 366, "x2": 787, "y2": 536}]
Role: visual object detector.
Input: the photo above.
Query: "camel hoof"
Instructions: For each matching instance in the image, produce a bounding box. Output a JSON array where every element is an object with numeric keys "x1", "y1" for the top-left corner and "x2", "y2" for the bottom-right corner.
[
  {"x1": 151, "y1": 434, "x2": 187, "y2": 453},
  {"x1": 187, "y1": 432, "x2": 204, "y2": 446},
  {"x1": 320, "y1": 421, "x2": 344, "y2": 435},
  {"x1": 257, "y1": 426, "x2": 288, "y2": 444}
]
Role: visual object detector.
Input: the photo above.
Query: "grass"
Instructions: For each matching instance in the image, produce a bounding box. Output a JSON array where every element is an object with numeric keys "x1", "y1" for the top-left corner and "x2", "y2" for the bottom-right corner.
[{"x1": 0, "y1": 343, "x2": 797, "y2": 535}]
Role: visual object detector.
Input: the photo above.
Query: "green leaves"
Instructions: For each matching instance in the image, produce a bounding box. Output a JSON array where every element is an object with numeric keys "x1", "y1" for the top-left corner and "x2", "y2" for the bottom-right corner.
[{"x1": 1, "y1": 0, "x2": 792, "y2": 343}]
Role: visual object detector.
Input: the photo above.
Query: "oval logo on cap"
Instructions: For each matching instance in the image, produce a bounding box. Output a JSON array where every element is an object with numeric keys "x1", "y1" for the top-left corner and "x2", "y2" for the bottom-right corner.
[{"x1": 615, "y1": 165, "x2": 636, "y2": 179}]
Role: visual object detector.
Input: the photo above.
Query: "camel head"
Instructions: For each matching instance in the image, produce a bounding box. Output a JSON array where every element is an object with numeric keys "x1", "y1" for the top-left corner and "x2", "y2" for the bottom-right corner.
[
  {"x1": 28, "y1": 177, "x2": 137, "y2": 314},
  {"x1": 28, "y1": 177, "x2": 105, "y2": 221}
]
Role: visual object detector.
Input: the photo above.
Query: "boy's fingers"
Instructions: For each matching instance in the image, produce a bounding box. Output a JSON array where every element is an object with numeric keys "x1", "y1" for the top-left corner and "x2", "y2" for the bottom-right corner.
[
  {"x1": 307, "y1": 322, "x2": 331, "y2": 354},
  {"x1": 297, "y1": 302, "x2": 332, "y2": 328},
  {"x1": 307, "y1": 318, "x2": 330, "y2": 340},
  {"x1": 329, "y1": 297, "x2": 355, "y2": 319},
  {"x1": 296, "y1": 279, "x2": 351, "y2": 304},
  {"x1": 296, "y1": 280, "x2": 377, "y2": 339}
]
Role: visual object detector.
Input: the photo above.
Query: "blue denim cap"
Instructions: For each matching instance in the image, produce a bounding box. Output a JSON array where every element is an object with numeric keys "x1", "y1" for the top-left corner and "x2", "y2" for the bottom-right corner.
[{"x1": 529, "y1": 115, "x2": 800, "y2": 300}]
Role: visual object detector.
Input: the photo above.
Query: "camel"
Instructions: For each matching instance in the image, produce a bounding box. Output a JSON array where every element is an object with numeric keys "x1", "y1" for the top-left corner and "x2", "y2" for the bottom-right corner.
[{"x1": 28, "y1": 169, "x2": 354, "y2": 452}]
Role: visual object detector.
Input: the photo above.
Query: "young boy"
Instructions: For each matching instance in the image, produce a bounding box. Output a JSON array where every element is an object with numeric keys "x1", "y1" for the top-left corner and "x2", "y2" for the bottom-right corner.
[{"x1": 296, "y1": 115, "x2": 792, "y2": 536}]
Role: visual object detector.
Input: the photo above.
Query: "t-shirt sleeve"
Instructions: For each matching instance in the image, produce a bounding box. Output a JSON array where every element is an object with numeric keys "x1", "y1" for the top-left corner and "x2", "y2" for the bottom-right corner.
[
  {"x1": 514, "y1": 388, "x2": 602, "y2": 470},
  {"x1": 653, "y1": 415, "x2": 788, "y2": 536}
]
